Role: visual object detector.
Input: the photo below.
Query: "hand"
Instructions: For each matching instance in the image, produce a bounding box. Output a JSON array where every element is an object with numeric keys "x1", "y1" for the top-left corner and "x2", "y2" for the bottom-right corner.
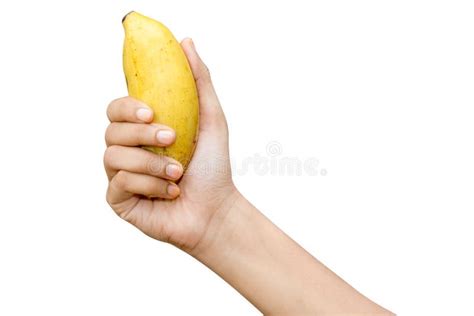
[{"x1": 104, "y1": 39, "x2": 238, "y2": 251}]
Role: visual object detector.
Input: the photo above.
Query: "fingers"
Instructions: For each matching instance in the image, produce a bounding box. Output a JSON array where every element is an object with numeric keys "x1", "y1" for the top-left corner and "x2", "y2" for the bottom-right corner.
[
  {"x1": 105, "y1": 122, "x2": 176, "y2": 147},
  {"x1": 104, "y1": 145, "x2": 183, "y2": 181},
  {"x1": 107, "y1": 170, "x2": 180, "y2": 205},
  {"x1": 107, "y1": 96, "x2": 154, "y2": 123},
  {"x1": 105, "y1": 96, "x2": 181, "y2": 204}
]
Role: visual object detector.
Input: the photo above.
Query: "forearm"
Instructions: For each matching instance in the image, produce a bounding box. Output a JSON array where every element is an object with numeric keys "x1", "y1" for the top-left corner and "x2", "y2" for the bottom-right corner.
[{"x1": 191, "y1": 191, "x2": 393, "y2": 315}]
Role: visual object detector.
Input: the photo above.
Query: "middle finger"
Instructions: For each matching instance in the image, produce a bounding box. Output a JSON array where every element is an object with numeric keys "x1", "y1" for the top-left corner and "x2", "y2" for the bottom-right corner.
[{"x1": 105, "y1": 122, "x2": 176, "y2": 147}]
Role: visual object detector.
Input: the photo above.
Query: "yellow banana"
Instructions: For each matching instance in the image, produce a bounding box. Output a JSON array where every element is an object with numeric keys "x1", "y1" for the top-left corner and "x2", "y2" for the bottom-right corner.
[{"x1": 122, "y1": 11, "x2": 199, "y2": 170}]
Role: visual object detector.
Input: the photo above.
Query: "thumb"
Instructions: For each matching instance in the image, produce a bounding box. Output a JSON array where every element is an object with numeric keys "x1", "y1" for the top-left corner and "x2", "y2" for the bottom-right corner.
[{"x1": 181, "y1": 38, "x2": 225, "y2": 128}]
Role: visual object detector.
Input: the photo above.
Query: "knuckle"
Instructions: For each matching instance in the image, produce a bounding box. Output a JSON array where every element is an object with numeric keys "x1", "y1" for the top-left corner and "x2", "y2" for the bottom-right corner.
[
  {"x1": 103, "y1": 145, "x2": 119, "y2": 167},
  {"x1": 112, "y1": 170, "x2": 128, "y2": 190},
  {"x1": 106, "y1": 98, "x2": 121, "y2": 120},
  {"x1": 104, "y1": 123, "x2": 116, "y2": 145},
  {"x1": 107, "y1": 98, "x2": 118, "y2": 109},
  {"x1": 133, "y1": 124, "x2": 150, "y2": 144},
  {"x1": 106, "y1": 101, "x2": 114, "y2": 117},
  {"x1": 201, "y1": 65, "x2": 212, "y2": 83},
  {"x1": 107, "y1": 97, "x2": 134, "y2": 121},
  {"x1": 158, "y1": 181, "x2": 169, "y2": 196}
]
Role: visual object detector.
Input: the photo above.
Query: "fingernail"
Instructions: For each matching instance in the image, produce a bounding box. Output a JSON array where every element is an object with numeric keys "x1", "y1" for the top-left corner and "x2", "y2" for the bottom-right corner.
[
  {"x1": 156, "y1": 129, "x2": 175, "y2": 144},
  {"x1": 166, "y1": 164, "x2": 182, "y2": 179},
  {"x1": 167, "y1": 184, "x2": 180, "y2": 197},
  {"x1": 189, "y1": 38, "x2": 195, "y2": 50},
  {"x1": 136, "y1": 108, "x2": 152, "y2": 122}
]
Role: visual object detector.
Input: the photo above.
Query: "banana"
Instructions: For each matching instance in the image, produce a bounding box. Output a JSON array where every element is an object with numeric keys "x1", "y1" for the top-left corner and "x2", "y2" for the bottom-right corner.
[{"x1": 122, "y1": 11, "x2": 199, "y2": 170}]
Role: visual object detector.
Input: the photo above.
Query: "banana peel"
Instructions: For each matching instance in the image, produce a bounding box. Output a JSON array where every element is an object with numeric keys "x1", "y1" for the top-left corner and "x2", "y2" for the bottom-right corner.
[{"x1": 122, "y1": 11, "x2": 199, "y2": 170}]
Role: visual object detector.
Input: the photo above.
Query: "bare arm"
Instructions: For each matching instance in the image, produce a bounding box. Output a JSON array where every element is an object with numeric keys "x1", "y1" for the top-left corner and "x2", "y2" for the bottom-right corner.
[
  {"x1": 191, "y1": 191, "x2": 392, "y2": 315},
  {"x1": 104, "y1": 38, "x2": 393, "y2": 315}
]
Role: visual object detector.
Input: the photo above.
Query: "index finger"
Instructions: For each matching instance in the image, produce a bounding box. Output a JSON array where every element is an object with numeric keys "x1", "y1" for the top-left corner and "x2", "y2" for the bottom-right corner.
[{"x1": 107, "y1": 96, "x2": 154, "y2": 123}]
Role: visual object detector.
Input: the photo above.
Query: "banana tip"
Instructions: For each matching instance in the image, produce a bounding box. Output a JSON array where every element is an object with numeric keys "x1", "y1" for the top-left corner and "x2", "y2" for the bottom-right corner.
[{"x1": 122, "y1": 11, "x2": 135, "y2": 23}]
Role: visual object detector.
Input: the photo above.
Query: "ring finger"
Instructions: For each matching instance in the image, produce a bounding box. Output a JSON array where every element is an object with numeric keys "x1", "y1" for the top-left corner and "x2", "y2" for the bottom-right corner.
[{"x1": 104, "y1": 145, "x2": 183, "y2": 181}]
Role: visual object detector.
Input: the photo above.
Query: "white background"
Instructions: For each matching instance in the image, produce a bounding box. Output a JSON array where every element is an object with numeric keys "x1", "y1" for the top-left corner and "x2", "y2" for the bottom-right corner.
[{"x1": 1, "y1": 1, "x2": 473, "y2": 315}]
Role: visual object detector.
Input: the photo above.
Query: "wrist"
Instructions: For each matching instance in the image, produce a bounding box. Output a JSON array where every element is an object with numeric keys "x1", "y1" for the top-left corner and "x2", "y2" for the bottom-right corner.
[{"x1": 187, "y1": 188, "x2": 252, "y2": 260}]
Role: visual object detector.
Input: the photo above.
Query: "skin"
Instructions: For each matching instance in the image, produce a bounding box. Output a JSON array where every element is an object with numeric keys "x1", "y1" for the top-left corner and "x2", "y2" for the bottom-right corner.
[{"x1": 104, "y1": 38, "x2": 394, "y2": 315}]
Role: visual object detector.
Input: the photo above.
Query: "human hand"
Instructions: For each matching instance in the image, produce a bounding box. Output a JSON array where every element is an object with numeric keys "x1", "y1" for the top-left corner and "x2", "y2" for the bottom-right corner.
[{"x1": 104, "y1": 38, "x2": 238, "y2": 252}]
